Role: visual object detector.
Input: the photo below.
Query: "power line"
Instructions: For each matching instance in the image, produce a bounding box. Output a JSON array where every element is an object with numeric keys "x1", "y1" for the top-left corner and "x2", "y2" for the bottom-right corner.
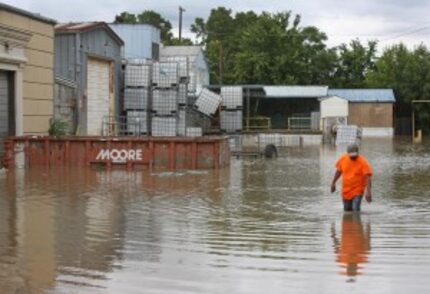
[{"x1": 380, "y1": 25, "x2": 430, "y2": 42}]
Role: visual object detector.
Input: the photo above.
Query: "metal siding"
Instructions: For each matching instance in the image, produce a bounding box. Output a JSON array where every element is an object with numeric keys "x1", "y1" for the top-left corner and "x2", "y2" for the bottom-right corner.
[
  {"x1": 73, "y1": 28, "x2": 122, "y2": 134},
  {"x1": 109, "y1": 24, "x2": 160, "y2": 59},
  {"x1": 54, "y1": 34, "x2": 76, "y2": 80},
  {"x1": 194, "y1": 51, "x2": 210, "y2": 89},
  {"x1": 328, "y1": 89, "x2": 395, "y2": 102},
  {"x1": 348, "y1": 103, "x2": 393, "y2": 128},
  {"x1": 160, "y1": 46, "x2": 201, "y2": 60},
  {"x1": 264, "y1": 86, "x2": 329, "y2": 98},
  {"x1": 160, "y1": 47, "x2": 210, "y2": 90}
]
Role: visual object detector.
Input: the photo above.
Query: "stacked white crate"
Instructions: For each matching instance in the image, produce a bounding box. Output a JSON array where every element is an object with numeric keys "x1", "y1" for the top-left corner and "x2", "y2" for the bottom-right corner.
[
  {"x1": 177, "y1": 58, "x2": 190, "y2": 136},
  {"x1": 220, "y1": 86, "x2": 243, "y2": 133},
  {"x1": 160, "y1": 57, "x2": 191, "y2": 136},
  {"x1": 194, "y1": 88, "x2": 222, "y2": 117},
  {"x1": 152, "y1": 62, "x2": 179, "y2": 88},
  {"x1": 186, "y1": 127, "x2": 202, "y2": 137},
  {"x1": 152, "y1": 89, "x2": 178, "y2": 115},
  {"x1": 151, "y1": 61, "x2": 179, "y2": 136},
  {"x1": 151, "y1": 116, "x2": 178, "y2": 137},
  {"x1": 124, "y1": 61, "x2": 152, "y2": 135},
  {"x1": 336, "y1": 125, "x2": 360, "y2": 146},
  {"x1": 127, "y1": 111, "x2": 149, "y2": 135},
  {"x1": 123, "y1": 88, "x2": 150, "y2": 110}
]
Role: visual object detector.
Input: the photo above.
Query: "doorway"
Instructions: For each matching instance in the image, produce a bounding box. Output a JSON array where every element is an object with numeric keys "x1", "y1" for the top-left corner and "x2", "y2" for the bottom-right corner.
[{"x1": 0, "y1": 70, "x2": 15, "y2": 163}]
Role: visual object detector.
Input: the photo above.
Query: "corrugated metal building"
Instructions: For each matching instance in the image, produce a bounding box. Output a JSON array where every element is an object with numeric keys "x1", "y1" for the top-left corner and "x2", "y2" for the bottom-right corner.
[
  {"x1": 160, "y1": 46, "x2": 209, "y2": 94},
  {"x1": 328, "y1": 89, "x2": 395, "y2": 137},
  {"x1": 109, "y1": 24, "x2": 160, "y2": 60},
  {"x1": 260, "y1": 86, "x2": 327, "y2": 129},
  {"x1": 0, "y1": 3, "x2": 56, "y2": 161},
  {"x1": 54, "y1": 22, "x2": 124, "y2": 135}
]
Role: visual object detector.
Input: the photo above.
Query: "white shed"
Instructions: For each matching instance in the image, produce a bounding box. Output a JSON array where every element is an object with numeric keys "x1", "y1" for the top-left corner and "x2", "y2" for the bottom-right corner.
[
  {"x1": 320, "y1": 95, "x2": 349, "y2": 118},
  {"x1": 320, "y1": 95, "x2": 349, "y2": 136}
]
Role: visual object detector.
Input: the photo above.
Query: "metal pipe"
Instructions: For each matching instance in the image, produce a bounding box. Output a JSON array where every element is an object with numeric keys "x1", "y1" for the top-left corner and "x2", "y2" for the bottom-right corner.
[{"x1": 179, "y1": 6, "x2": 185, "y2": 42}]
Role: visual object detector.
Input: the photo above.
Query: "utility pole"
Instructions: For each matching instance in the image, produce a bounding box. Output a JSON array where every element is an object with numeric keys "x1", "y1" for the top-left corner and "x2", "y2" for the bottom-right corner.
[
  {"x1": 179, "y1": 6, "x2": 185, "y2": 42},
  {"x1": 219, "y1": 42, "x2": 223, "y2": 86}
]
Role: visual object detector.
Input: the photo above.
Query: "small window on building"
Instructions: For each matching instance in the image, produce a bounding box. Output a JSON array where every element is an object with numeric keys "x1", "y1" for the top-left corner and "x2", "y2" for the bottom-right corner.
[{"x1": 152, "y1": 43, "x2": 160, "y2": 60}]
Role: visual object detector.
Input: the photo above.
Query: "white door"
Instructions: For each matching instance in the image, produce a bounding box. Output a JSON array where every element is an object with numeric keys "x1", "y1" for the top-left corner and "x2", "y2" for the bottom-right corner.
[
  {"x1": 0, "y1": 71, "x2": 10, "y2": 158},
  {"x1": 87, "y1": 58, "x2": 110, "y2": 135}
]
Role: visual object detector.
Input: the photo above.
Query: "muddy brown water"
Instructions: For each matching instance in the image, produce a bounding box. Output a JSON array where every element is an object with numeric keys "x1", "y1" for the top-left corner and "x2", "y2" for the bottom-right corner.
[{"x1": 1, "y1": 138, "x2": 430, "y2": 293}]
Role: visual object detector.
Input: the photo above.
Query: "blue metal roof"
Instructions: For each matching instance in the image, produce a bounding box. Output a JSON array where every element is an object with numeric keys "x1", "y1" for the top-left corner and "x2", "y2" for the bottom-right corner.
[{"x1": 328, "y1": 89, "x2": 395, "y2": 102}]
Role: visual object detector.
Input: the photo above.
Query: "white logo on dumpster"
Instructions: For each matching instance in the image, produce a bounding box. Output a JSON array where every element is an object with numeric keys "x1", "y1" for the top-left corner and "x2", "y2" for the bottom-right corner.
[{"x1": 96, "y1": 149, "x2": 143, "y2": 163}]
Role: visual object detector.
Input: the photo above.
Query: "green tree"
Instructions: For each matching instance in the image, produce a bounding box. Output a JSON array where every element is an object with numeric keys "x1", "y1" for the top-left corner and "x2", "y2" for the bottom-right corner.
[
  {"x1": 367, "y1": 44, "x2": 430, "y2": 130},
  {"x1": 205, "y1": 7, "x2": 235, "y2": 83},
  {"x1": 332, "y1": 39, "x2": 377, "y2": 88},
  {"x1": 137, "y1": 10, "x2": 173, "y2": 43},
  {"x1": 191, "y1": 9, "x2": 337, "y2": 85},
  {"x1": 190, "y1": 17, "x2": 207, "y2": 45},
  {"x1": 114, "y1": 12, "x2": 137, "y2": 24},
  {"x1": 167, "y1": 37, "x2": 194, "y2": 46}
]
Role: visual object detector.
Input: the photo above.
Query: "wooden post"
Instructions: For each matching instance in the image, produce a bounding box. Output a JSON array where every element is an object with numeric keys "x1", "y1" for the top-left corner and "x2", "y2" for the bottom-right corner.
[{"x1": 246, "y1": 87, "x2": 250, "y2": 131}]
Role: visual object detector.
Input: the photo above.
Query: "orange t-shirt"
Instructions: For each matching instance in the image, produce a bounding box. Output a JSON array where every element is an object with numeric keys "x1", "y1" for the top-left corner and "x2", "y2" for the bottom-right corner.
[{"x1": 336, "y1": 154, "x2": 372, "y2": 200}]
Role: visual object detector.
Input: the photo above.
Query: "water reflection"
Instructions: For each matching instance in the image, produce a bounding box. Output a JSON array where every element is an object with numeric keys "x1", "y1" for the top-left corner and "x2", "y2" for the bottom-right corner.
[{"x1": 332, "y1": 213, "x2": 371, "y2": 280}]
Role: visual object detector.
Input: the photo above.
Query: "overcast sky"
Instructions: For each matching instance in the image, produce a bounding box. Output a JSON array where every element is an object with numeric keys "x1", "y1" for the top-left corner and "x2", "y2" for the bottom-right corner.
[{"x1": 7, "y1": 0, "x2": 430, "y2": 50}]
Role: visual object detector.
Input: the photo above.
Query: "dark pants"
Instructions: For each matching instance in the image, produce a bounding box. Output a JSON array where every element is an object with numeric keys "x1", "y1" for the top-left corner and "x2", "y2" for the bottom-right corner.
[{"x1": 343, "y1": 195, "x2": 363, "y2": 212}]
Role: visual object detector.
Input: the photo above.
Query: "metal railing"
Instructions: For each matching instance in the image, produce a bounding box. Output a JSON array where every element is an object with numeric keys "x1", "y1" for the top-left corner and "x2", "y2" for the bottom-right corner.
[
  {"x1": 244, "y1": 116, "x2": 272, "y2": 130},
  {"x1": 287, "y1": 117, "x2": 311, "y2": 130},
  {"x1": 102, "y1": 115, "x2": 146, "y2": 136}
]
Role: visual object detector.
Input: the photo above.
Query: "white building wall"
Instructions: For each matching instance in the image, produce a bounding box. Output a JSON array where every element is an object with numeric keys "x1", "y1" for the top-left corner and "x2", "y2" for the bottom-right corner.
[
  {"x1": 362, "y1": 127, "x2": 394, "y2": 137},
  {"x1": 320, "y1": 96, "x2": 349, "y2": 118}
]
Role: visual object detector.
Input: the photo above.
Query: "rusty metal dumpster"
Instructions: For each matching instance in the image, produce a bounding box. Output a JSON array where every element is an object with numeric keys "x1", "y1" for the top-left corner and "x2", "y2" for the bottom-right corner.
[{"x1": 2, "y1": 136, "x2": 230, "y2": 170}]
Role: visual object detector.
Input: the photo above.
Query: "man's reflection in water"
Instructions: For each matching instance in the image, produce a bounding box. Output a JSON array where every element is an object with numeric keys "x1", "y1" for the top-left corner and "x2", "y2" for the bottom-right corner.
[{"x1": 331, "y1": 213, "x2": 371, "y2": 281}]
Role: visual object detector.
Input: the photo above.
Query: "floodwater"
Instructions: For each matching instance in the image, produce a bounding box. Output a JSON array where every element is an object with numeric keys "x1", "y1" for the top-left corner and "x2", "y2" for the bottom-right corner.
[{"x1": 1, "y1": 138, "x2": 430, "y2": 294}]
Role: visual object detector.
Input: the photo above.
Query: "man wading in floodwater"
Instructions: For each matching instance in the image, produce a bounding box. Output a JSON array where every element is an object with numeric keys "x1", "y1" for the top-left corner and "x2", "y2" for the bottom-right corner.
[{"x1": 331, "y1": 144, "x2": 373, "y2": 212}]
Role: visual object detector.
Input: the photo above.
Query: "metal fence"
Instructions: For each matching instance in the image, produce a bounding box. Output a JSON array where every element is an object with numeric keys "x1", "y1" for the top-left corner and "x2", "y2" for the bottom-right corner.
[
  {"x1": 287, "y1": 117, "x2": 312, "y2": 130},
  {"x1": 102, "y1": 115, "x2": 145, "y2": 136}
]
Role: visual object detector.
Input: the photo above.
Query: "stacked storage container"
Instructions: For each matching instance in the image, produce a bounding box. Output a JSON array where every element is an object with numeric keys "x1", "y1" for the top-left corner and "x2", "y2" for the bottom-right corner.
[
  {"x1": 124, "y1": 60, "x2": 152, "y2": 135},
  {"x1": 124, "y1": 58, "x2": 202, "y2": 137},
  {"x1": 151, "y1": 61, "x2": 179, "y2": 136},
  {"x1": 160, "y1": 56, "x2": 196, "y2": 136},
  {"x1": 220, "y1": 86, "x2": 243, "y2": 133}
]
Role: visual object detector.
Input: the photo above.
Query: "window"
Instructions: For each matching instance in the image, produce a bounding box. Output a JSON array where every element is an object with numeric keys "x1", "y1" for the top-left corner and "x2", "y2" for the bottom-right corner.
[{"x1": 152, "y1": 43, "x2": 160, "y2": 60}]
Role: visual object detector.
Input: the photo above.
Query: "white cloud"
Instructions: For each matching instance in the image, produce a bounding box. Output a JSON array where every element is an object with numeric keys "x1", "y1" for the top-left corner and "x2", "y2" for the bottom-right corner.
[{"x1": 6, "y1": 0, "x2": 430, "y2": 49}]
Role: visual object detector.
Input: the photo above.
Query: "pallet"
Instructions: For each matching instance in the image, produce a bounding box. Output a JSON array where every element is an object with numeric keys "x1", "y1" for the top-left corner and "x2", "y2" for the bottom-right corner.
[{"x1": 152, "y1": 83, "x2": 178, "y2": 89}]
